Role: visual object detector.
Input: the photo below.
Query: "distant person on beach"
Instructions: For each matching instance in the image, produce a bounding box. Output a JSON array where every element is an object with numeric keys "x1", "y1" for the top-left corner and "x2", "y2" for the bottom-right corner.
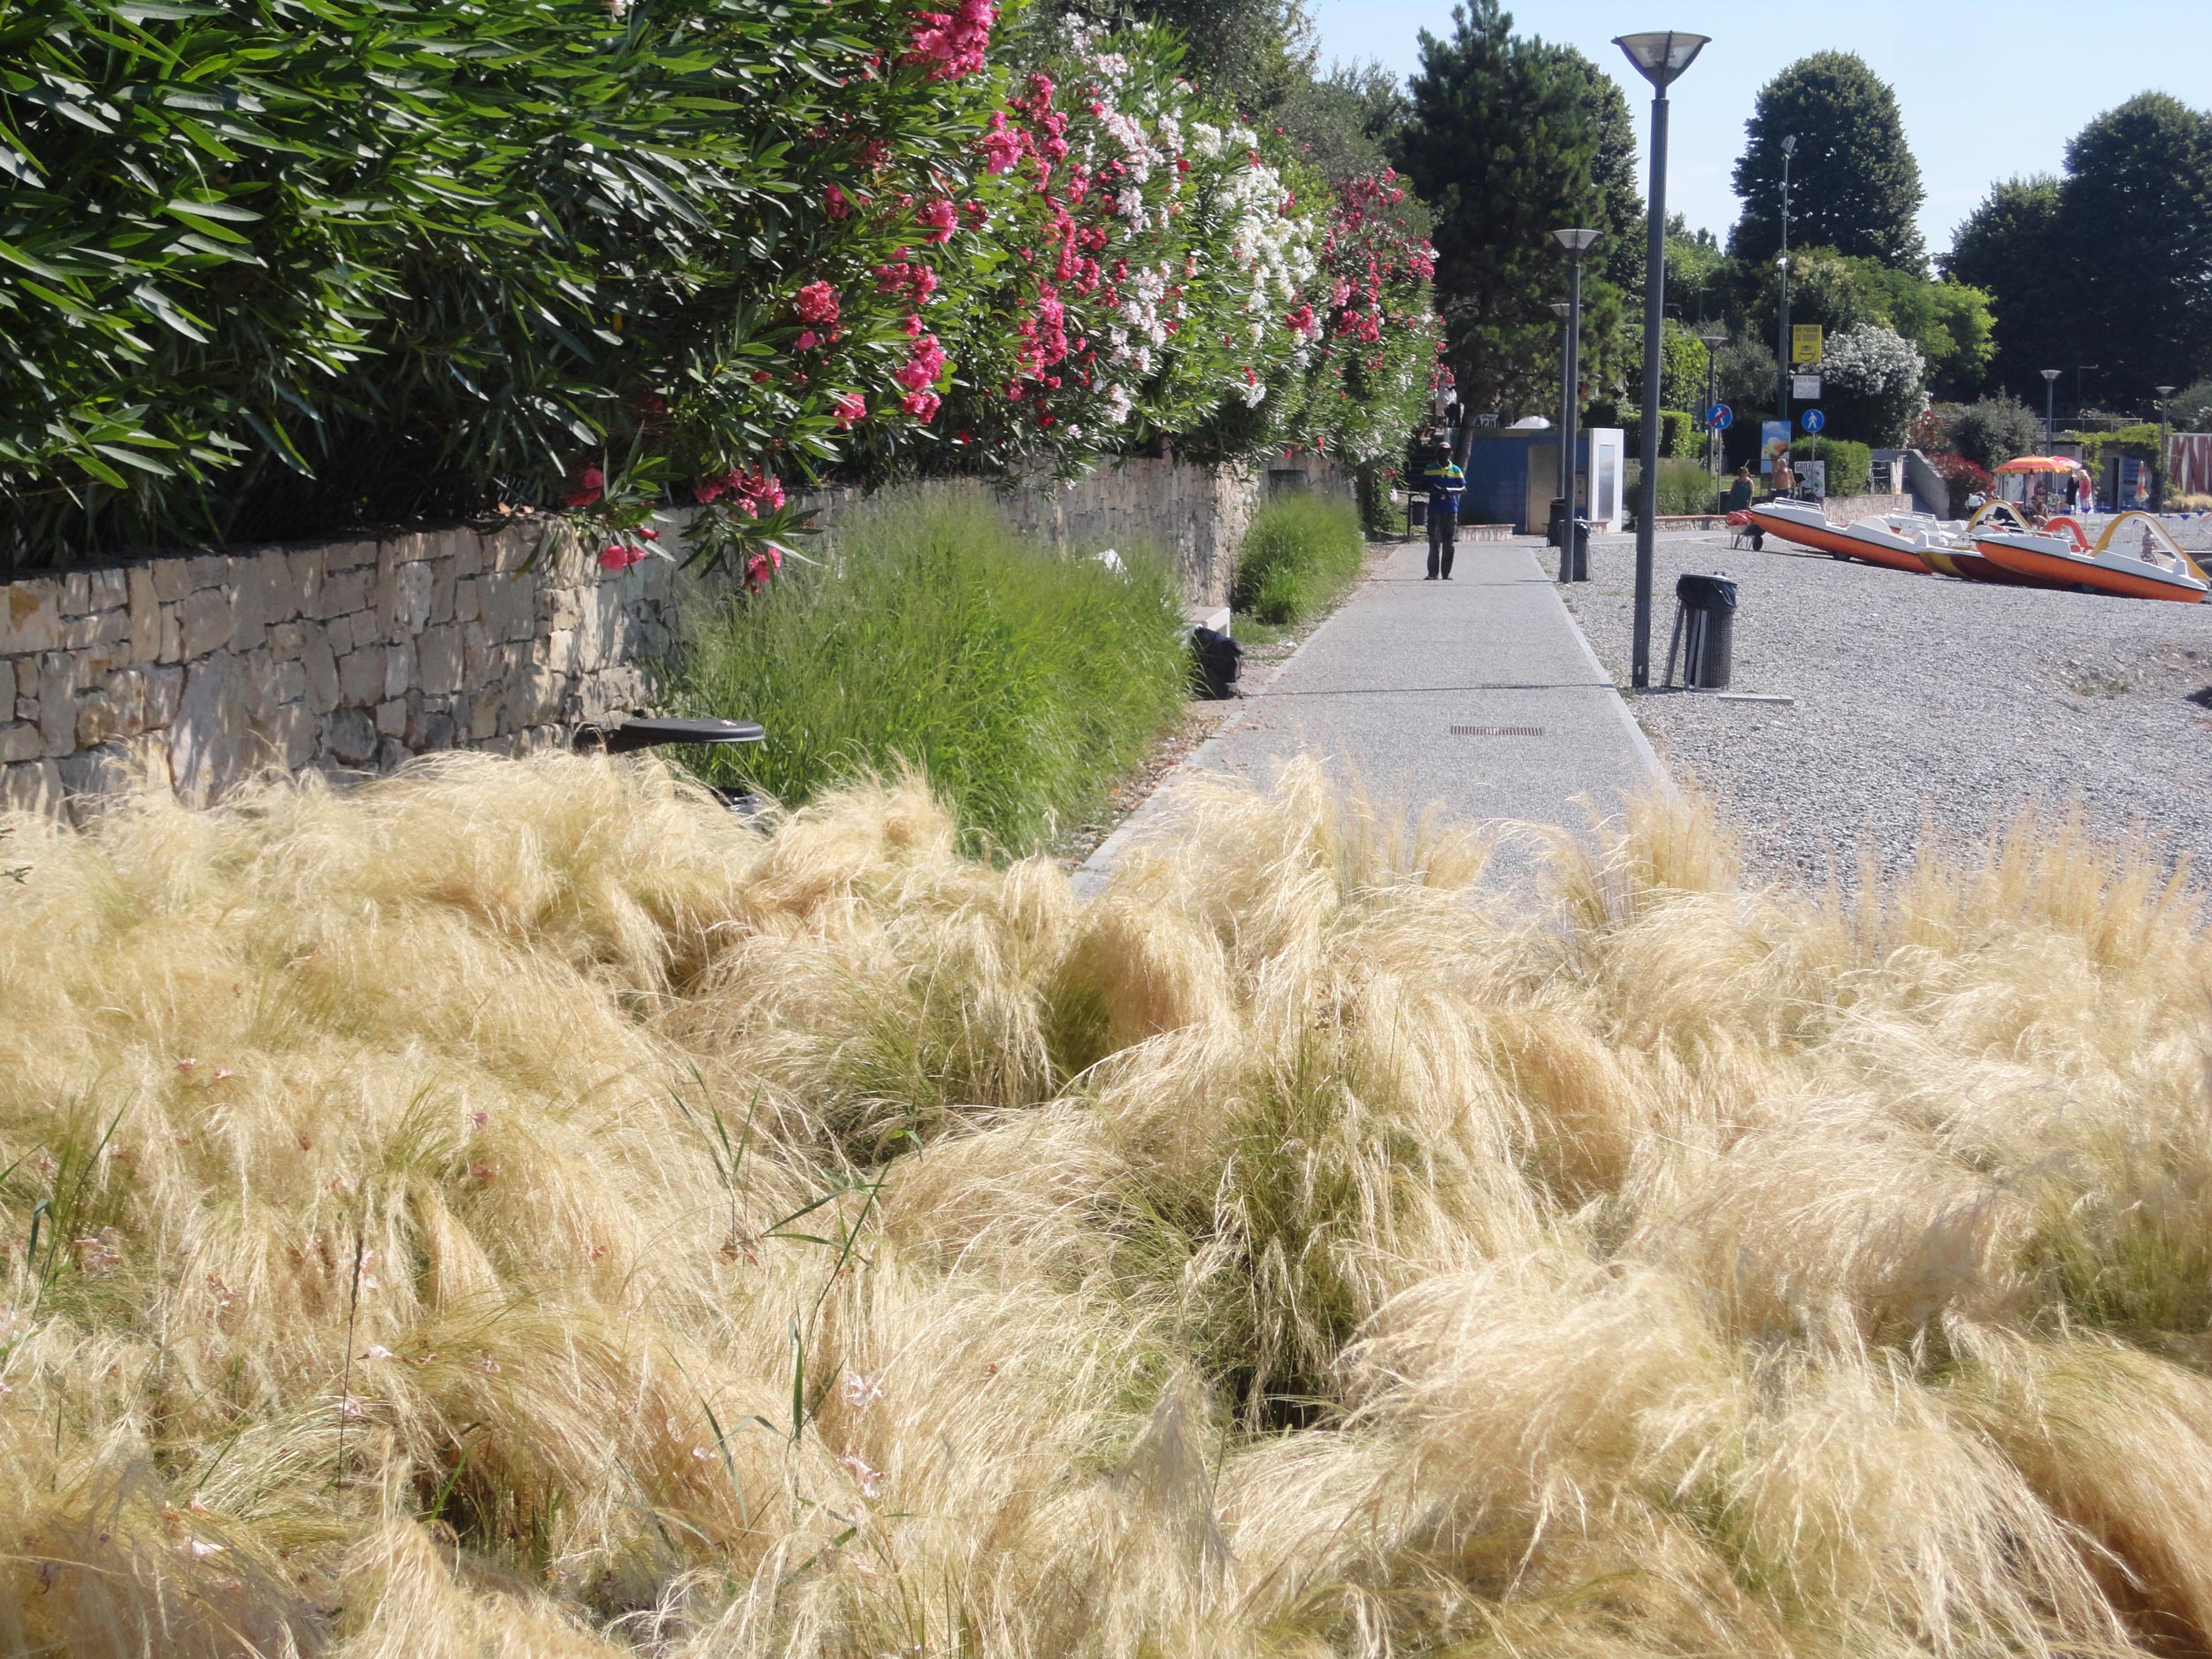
[
  {"x1": 1725, "y1": 465, "x2": 1754, "y2": 512},
  {"x1": 1422, "y1": 442, "x2": 1465, "y2": 580}
]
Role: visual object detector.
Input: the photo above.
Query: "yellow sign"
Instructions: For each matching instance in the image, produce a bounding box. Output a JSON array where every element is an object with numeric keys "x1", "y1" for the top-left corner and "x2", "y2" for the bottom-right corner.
[{"x1": 1792, "y1": 323, "x2": 1824, "y2": 365}]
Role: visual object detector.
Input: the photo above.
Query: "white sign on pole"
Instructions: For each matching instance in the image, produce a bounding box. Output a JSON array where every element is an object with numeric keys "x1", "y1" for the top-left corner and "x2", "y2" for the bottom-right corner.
[
  {"x1": 1796, "y1": 459, "x2": 1826, "y2": 498},
  {"x1": 1792, "y1": 373, "x2": 1823, "y2": 401}
]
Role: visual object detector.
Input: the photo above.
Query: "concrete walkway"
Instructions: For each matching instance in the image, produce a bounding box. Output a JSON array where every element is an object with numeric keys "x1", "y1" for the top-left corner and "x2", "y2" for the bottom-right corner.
[{"x1": 1074, "y1": 535, "x2": 1668, "y2": 895}]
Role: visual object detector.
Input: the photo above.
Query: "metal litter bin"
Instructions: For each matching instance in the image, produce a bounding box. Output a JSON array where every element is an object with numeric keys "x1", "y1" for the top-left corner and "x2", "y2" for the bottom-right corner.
[
  {"x1": 1665, "y1": 572, "x2": 1736, "y2": 690},
  {"x1": 1547, "y1": 496, "x2": 1568, "y2": 549},
  {"x1": 1571, "y1": 517, "x2": 1591, "y2": 583}
]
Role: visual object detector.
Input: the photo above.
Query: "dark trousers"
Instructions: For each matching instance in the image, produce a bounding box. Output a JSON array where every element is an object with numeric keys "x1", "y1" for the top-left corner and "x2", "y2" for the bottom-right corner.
[{"x1": 1425, "y1": 511, "x2": 1456, "y2": 578}]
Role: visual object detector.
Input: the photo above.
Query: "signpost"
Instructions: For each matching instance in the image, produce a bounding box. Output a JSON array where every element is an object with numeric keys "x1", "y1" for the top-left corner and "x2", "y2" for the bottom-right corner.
[
  {"x1": 1801, "y1": 408, "x2": 1825, "y2": 434},
  {"x1": 1791, "y1": 323, "x2": 1823, "y2": 365},
  {"x1": 1791, "y1": 374, "x2": 1822, "y2": 403}
]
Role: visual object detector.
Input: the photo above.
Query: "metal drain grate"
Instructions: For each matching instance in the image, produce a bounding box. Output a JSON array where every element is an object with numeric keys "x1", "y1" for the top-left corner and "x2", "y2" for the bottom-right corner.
[{"x1": 1449, "y1": 725, "x2": 1546, "y2": 737}]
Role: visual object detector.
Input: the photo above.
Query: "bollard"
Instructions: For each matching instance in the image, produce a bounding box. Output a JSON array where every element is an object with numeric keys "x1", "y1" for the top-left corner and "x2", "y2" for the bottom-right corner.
[{"x1": 1571, "y1": 517, "x2": 1592, "y2": 582}]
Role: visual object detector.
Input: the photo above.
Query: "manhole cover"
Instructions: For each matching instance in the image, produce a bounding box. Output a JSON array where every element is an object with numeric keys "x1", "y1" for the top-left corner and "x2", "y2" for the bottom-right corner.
[{"x1": 1449, "y1": 725, "x2": 1545, "y2": 737}]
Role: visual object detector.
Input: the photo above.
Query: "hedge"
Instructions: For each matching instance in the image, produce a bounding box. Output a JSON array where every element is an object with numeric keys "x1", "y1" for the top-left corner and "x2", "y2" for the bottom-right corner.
[
  {"x1": 1788, "y1": 437, "x2": 1873, "y2": 496},
  {"x1": 0, "y1": 5, "x2": 1439, "y2": 571}
]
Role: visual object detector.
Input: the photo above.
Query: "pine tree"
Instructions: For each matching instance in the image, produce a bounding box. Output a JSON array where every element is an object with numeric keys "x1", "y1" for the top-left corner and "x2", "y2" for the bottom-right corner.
[
  {"x1": 1728, "y1": 52, "x2": 1926, "y2": 273},
  {"x1": 1392, "y1": 2, "x2": 1638, "y2": 417}
]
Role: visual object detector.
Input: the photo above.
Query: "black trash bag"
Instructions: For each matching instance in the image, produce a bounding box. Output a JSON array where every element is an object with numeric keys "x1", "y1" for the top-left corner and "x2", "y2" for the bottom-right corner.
[{"x1": 1189, "y1": 626, "x2": 1244, "y2": 700}]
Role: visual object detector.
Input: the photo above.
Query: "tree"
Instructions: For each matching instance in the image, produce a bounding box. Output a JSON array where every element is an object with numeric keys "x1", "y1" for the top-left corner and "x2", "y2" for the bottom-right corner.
[
  {"x1": 1276, "y1": 58, "x2": 1409, "y2": 184},
  {"x1": 1394, "y1": 2, "x2": 1639, "y2": 416},
  {"x1": 1944, "y1": 174, "x2": 2072, "y2": 403},
  {"x1": 1541, "y1": 43, "x2": 1644, "y2": 302},
  {"x1": 1044, "y1": 0, "x2": 1317, "y2": 113},
  {"x1": 1729, "y1": 52, "x2": 1926, "y2": 273},
  {"x1": 2055, "y1": 93, "x2": 2212, "y2": 403}
]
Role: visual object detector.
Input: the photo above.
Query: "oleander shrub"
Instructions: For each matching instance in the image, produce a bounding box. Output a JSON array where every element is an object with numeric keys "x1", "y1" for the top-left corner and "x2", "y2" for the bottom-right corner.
[
  {"x1": 1935, "y1": 394, "x2": 2046, "y2": 470},
  {"x1": 0, "y1": 3, "x2": 1438, "y2": 572},
  {"x1": 5, "y1": 753, "x2": 2212, "y2": 1657},
  {"x1": 1232, "y1": 489, "x2": 1365, "y2": 623},
  {"x1": 675, "y1": 489, "x2": 1186, "y2": 856}
]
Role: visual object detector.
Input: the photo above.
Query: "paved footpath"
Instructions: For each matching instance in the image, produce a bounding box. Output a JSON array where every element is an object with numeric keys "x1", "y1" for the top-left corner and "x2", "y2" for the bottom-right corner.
[{"x1": 1074, "y1": 534, "x2": 1668, "y2": 895}]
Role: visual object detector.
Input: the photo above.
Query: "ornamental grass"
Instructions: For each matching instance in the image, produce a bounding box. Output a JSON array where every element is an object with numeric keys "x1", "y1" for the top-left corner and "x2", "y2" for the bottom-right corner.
[
  {"x1": 1230, "y1": 490, "x2": 1367, "y2": 624},
  {"x1": 3, "y1": 751, "x2": 2211, "y2": 1658}
]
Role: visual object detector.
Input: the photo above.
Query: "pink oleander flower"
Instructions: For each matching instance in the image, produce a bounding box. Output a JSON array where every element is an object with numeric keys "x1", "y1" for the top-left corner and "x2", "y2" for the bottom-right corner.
[
  {"x1": 598, "y1": 545, "x2": 628, "y2": 571},
  {"x1": 564, "y1": 464, "x2": 605, "y2": 509},
  {"x1": 902, "y1": 313, "x2": 924, "y2": 337},
  {"x1": 894, "y1": 333, "x2": 948, "y2": 394},
  {"x1": 901, "y1": 388, "x2": 941, "y2": 421},
  {"x1": 825, "y1": 184, "x2": 851, "y2": 219},
  {"x1": 794, "y1": 280, "x2": 841, "y2": 327},
  {"x1": 916, "y1": 197, "x2": 957, "y2": 244},
  {"x1": 979, "y1": 111, "x2": 1026, "y2": 174},
  {"x1": 904, "y1": 0, "x2": 994, "y2": 80},
  {"x1": 833, "y1": 391, "x2": 866, "y2": 429}
]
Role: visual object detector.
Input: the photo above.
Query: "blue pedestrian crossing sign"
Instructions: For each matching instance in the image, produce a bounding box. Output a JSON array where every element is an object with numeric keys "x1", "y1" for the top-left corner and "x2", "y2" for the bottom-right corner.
[
  {"x1": 1801, "y1": 408, "x2": 1826, "y2": 434},
  {"x1": 1705, "y1": 402, "x2": 1732, "y2": 431}
]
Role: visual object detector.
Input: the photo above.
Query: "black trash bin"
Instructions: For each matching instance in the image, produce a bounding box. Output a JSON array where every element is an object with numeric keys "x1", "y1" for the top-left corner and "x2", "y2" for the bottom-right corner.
[
  {"x1": 1571, "y1": 517, "x2": 1591, "y2": 582},
  {"x1": 1190, "y1": 626, "x2": 1244, "y2": 700},
  {"x1": 1666, "y1": 572, "x2": 1737, "y2": 690},
  {"x1": 1408, "y1": 495, "x2": 1428, "y2": 532},
  {"x1": 1547, "y1": 496, "x2": 1568, "y2": 549}
]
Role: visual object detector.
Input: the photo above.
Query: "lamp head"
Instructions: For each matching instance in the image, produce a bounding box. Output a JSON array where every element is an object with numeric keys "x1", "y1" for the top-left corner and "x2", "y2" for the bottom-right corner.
[
  {"x1": 1552, "y1": 227, "x2": 1602, "y2": 255},
  {"x1": 2040, "y1": 369, "x2": 2062, "y2": 383},
  {"x1": 1550, "y1": 301, "x2": 1573, "y2": 319},
  {"x1": 1614, "y1": 31, "x2": 1709, "y2": 89},
  {"x1": 1780, "y1": 134, "x2": 1797, "y2": 158},
  {"x1": 1700, "y1": 329, "x2": 1729, "y2": 351},
  {"x1": 2157, "y1": 385, "x2": 2177, "y2": 397}
]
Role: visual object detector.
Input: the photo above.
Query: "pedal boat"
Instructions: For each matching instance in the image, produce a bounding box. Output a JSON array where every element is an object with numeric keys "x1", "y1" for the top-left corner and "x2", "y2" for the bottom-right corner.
[
  {"x1": 1915, "y1": 503, "x2": 2056, "y2": 587},
  {"x1": 1971, "y1": 511, "x2": 2209, "y2": 603},
  {"x1": 1742, "y1": 499, "x2": 1927, "y2": 572}
]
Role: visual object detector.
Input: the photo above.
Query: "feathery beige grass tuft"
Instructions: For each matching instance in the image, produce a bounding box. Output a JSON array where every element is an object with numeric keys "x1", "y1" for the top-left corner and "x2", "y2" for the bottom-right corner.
[{"x1": 3, "y1": 750, "x2": 2210, "y2": 1657}]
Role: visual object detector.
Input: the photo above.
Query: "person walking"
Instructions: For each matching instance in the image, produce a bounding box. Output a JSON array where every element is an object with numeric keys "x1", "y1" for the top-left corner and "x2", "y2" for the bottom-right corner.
[
  {"x1": 1770, "y1": 449, "x2": 1796, "y2": 499},
  {"x1": 1422, "y1": 442, "x2": 1465, "y2": 580}
]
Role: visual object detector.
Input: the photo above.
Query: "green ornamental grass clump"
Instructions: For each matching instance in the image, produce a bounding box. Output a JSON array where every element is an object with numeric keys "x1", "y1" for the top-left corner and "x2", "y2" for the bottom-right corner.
[
  {"x1": 1232, "y1": 491, "x2": 1366, "y2": 625},
  {"x1": 677, "y1": 491, "x2": 1187, "y2": 856}
]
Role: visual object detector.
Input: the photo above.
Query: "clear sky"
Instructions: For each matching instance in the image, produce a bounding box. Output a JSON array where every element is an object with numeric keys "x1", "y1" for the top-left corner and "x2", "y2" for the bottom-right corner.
[{"x1": 1309, "y1": 0, "x2": 2212, "y2": 262}]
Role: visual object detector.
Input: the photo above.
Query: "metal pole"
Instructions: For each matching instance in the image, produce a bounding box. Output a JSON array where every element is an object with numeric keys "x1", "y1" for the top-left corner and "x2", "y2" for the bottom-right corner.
[
  {"x1": 1632, "y1": 90, "x2": 1668, "y2": 688},
  {"x1": 1566, "y1": 255, "x2": 1584, "y2": 523},
  {"x1": 1705, "y1": 346, "x2": 1717, "y2": 478},
  {"x1": 1556, "y1": 310, "x2": 1572, "y2": 534},
  {"x1": 1776, "y1": 147, "x2": 1792, "y2": 436}
]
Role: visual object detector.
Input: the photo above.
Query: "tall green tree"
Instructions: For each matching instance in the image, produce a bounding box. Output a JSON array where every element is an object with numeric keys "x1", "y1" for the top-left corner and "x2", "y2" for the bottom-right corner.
[
  {"x1": 1729, "y1": 52, "x2": 1926, "y2": 273},
  {"x1": 1944, "y1": 175, "x2": 2071, "y2": 403},
  {"x1": 1393, "y1": 2, "x2": 1638, "y2": 417},
  {"x1": 2054, "y1": 93, "x2": 2212, "y2": 402},
  {"x1": 1948, "y1": 96, "x2": 2212, "y2": 409},
  {"x1": 1048, "y1": 0, "x2": 1317, "y2": 114}
]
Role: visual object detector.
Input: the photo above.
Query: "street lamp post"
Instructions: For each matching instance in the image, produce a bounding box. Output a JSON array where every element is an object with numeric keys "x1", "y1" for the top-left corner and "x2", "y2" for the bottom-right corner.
[
  {"x1": 1700, "y1": 326, "x2": 1728, "y2": 482},
  {"x1": 1615, "y1": 29, "x2": 1709, "y2": 688},
  {"x1": 2156, "y1": 385, "x2": 2177, "y2": 511},
  {"x1": 1776, "y1": 134, "x2": 1795, "y2": 435},
  {"x1": 2040, "y1": 369, "x2": 2062, "y2": 447},
  {"x1": 1550, "y1": 299, "x2": 1572, "y2": 545},
  {"x1": 1552, "y1": 229, "x2": 1601, "y2": 578}
]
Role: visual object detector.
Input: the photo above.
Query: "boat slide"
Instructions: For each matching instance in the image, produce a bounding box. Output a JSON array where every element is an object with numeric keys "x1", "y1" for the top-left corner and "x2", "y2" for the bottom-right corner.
[{"x1": 1970, "y1": 511, "x2": 2209, "y2": 603}]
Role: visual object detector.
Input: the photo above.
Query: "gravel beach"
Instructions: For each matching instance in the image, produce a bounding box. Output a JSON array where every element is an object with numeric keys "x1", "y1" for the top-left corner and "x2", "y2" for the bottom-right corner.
[{"x1": 1563, "y1": 519, "x2": 2212, "y2": 884}]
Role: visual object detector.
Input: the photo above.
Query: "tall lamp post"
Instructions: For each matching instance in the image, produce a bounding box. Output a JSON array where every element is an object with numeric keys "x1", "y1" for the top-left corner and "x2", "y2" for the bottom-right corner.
[
  {"x1": 2040, "y1": 369, "x2": 2062, "y2": 447},
  {"x1": 1615, "y1": 29, "x2": 1709, "y2": 689},
  {"x1": 1553, "y1": 228, "x2": 1601, "y2": 576},
  {"x1": 1700, "y1": 326, "x2": 1729, "y2": 481},
  {"x1": 2156, "y1": 385, "x2": 2177, "y2": 511},
  {"x1": 1776, "y1": 134, "x2": 1796, "y2": 434},
  {"x1": 1551, "y1": 300, "x2": 1573, "y2": 544}
]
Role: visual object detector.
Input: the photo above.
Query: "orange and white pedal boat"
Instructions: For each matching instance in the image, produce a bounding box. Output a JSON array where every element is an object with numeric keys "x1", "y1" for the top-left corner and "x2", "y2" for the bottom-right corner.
[
  {"x1": 1741, "y1": 498, "x2": 1927, "y2": 572},
  {"x1": 1971, "y1": 511, "x2": 2209, "y2": 603}
]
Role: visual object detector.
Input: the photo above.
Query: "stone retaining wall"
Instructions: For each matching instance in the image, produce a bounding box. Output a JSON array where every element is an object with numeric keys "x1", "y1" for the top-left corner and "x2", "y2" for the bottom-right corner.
[
  {"x1": 0, "y1": 522, "x2": 676, "y2": 818},
  {"x1": 0, "y1": 454, "x2": 1350, "y2": 818}
]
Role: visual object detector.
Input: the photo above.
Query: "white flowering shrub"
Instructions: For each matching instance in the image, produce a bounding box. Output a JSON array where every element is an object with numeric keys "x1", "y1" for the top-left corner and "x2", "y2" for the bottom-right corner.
[{"x1": 1820, "y1": 323, "x2": 1929, "y2": 447}]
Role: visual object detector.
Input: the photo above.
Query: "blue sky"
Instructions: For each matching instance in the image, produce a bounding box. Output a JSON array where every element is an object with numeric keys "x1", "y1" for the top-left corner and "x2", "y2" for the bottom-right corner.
[{"x1": 1309, "y1": 0, "x2": 2212, "y2": 262}]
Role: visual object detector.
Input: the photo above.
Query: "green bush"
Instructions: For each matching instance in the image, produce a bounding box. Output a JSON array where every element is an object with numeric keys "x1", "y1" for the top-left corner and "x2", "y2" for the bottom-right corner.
[
  {"x1": 676, "y1": 492, "x2": 1187, "y2": 856},
  {"x1": 1626, "y1": 459, "x2": 1720, "y2": 518},
  {"x1": 1939, "y1": 396, "x2": 2045, "y2": 470},
  {"x1": 1622, "y1": 410, "x2": 1700, "y2": 460},
  {"x1": 1788, "y1": 437, "x2": 1873, "y2": 495},
  {"x1": 1233, "y1": 492, "x2": 1366, "y2": 625}
]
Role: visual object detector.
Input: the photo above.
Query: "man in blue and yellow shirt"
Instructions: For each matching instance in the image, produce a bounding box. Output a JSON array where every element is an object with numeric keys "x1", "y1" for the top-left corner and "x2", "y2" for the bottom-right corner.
[{"x1": 1422, "y1": 442, "x2": 1466, "y2": 580}]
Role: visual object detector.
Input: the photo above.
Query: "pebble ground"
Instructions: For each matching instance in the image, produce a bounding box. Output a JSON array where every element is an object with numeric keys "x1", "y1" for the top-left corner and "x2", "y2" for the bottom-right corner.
[{"x1": 1563, "y1": 519, "x2": 2212, "y2": 886}]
